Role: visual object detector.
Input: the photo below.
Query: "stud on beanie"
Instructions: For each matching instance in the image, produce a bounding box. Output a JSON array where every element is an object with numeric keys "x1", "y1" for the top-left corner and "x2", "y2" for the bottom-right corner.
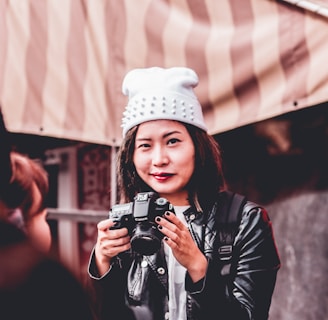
[{"x1": 121, "y1": 67, "x2": 207, "y2": 137}]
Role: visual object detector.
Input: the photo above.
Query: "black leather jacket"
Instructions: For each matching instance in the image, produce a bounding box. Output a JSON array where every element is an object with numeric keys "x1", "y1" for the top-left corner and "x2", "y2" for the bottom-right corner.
[{"x1": 88, "y1": 195, "x2": 280, "y2": 320}]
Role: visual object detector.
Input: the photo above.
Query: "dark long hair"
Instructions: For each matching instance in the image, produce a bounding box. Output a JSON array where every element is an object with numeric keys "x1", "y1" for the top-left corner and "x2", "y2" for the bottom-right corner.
[{"x1": 117, "y1": 122, "x2": 226, "y2": 211}]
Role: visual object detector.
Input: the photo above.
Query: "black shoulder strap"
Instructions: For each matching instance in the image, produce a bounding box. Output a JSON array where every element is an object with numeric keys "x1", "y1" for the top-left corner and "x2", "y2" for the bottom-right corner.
[{"x1": 217, "y1": 190, "x2": 246, "y2": 277}]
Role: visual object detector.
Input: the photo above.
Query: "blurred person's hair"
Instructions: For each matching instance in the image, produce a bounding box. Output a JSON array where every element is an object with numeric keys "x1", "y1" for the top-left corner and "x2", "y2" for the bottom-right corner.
[{"x1": 4, "y1": 152, "x2": 49, "y2": 220}]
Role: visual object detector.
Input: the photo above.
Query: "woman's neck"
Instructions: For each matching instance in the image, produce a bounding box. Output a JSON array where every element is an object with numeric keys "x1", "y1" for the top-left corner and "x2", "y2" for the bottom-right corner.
[{"x1": 159, "y1": 191, "x2": 189, "y2": 206}]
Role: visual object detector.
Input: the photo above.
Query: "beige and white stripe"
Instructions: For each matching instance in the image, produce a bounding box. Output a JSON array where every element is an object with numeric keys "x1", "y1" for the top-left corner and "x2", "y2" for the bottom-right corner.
[{"x1": 0, "y1": 0, "x2": 327, "y2": 146}]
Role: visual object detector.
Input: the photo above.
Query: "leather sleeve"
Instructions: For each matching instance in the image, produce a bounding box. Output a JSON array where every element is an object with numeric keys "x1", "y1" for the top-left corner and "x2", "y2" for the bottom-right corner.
[
  {"x1": 186, "y1": 203, "x2": 281, "y2": 320},
  {"x1": 86, "y1": 249, "x2": 136, "y2": 320}
]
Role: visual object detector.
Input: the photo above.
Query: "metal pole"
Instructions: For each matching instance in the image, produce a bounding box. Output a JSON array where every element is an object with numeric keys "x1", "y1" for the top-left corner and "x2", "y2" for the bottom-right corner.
[
  {"x1": 51, "y1": 147, "x2": 80, "y2": 276},
  {"x1": 110, "y1": 146, "x2": 118, "y2": 207}
]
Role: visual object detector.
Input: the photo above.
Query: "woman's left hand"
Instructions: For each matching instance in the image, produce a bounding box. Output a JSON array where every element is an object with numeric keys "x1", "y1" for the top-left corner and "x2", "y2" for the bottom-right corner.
[{"x1": 156, "y1": 211, "x2": 208, "y2": 282}]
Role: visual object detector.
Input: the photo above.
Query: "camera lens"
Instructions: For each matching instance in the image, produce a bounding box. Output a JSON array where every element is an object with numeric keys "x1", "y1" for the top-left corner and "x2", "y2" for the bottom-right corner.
[{"x1": 130, "y1": 224, "x2": 162, "y2": 255}]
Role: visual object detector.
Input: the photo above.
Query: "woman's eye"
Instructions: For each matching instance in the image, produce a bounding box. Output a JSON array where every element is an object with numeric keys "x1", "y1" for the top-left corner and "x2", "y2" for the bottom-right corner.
[
  {"x1": 137, "y1": 143, "x2": 151, "y2": 149},
  {"x1": 167, "y1": 138, "x2": 180, "y2": 145}
]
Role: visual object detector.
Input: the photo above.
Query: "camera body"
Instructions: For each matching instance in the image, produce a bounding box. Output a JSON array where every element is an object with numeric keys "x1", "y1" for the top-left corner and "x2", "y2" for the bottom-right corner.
[{"x1": 109, "y1": 192, "x2": 174, "y2": 255}]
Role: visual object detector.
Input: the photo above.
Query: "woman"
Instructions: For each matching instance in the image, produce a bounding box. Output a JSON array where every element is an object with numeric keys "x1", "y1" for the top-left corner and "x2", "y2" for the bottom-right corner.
[{"x1": 87, "y1": 67, "x2": 280, "y2": 320}]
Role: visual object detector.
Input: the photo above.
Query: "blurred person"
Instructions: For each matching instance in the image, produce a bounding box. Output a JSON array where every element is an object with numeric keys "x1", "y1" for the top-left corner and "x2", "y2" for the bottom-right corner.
[
  {"x1": 1, "y1": 151, "x2": 51, "y2": 253},
  {"x1": 0, "y1": 107, "x2": 95, "y2": 320}
]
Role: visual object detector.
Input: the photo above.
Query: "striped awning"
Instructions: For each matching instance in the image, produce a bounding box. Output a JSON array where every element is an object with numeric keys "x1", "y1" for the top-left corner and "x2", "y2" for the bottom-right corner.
[{"x1": 0, "y1": 0, "x2": 327, "y2": 146}]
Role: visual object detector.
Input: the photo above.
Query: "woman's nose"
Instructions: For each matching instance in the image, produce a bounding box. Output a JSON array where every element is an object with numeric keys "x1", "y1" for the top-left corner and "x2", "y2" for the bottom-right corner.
[{"x1": 152, "y1": 146, "x2": 168, "y2": 166}]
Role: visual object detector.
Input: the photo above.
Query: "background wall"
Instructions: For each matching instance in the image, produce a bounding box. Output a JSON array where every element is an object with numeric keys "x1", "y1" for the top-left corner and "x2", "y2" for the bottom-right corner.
[{"x1": 268, "y1": 189, "x2": 328, "y2": 320}]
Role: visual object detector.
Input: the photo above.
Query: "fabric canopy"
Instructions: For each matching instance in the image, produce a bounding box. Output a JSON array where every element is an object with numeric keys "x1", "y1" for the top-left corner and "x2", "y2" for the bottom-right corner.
[{"x1": 0, "y1": 0, "x2": 327, "y2": 146}]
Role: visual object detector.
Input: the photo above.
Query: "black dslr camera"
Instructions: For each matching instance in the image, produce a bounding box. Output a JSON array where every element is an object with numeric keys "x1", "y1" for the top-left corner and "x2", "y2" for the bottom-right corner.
[{"x1": 109, "y1": 192, "x2": 174, "y2": 255}]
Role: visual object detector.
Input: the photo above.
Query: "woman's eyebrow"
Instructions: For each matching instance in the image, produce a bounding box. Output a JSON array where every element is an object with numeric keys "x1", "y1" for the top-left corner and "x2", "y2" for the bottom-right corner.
[
  {"x1": 136, "y1": 130, "x2": 182, "y2": 140},
  {"x1": 163, "y1": 130, "x2": 182, "y2": 138},
  {"x1": 135, "y1": 137, "x2": 151, "y2": 141}
]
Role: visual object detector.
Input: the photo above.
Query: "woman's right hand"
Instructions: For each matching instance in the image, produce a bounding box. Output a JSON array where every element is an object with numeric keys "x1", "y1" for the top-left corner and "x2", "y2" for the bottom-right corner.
[{"x1": 94, "y1": 218, "x2": 131, "y2": 276}]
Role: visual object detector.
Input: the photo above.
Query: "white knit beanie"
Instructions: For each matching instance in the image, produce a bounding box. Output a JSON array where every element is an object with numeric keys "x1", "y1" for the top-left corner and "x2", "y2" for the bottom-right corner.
[{"x1": 121, "y1": 67, "x2": 207, "y2": 137}]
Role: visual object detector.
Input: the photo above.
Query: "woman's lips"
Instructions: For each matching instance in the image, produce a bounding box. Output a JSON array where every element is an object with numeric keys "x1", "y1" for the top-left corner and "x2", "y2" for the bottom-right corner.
[{"x1": 151, "y1": 172, "x2": 173, "y2": 181}]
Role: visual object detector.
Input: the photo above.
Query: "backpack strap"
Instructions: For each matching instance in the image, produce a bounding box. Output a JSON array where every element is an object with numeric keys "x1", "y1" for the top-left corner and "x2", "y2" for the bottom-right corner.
[{"x1": 216, "y1": 190, "x2": 246, "y2": 277}]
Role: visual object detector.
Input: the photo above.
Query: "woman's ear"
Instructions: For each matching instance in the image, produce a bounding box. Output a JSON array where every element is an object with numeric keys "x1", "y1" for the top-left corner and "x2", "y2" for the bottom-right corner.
[{"x1": 6, "y1": 208, "x2": 26, "y2": 232}]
